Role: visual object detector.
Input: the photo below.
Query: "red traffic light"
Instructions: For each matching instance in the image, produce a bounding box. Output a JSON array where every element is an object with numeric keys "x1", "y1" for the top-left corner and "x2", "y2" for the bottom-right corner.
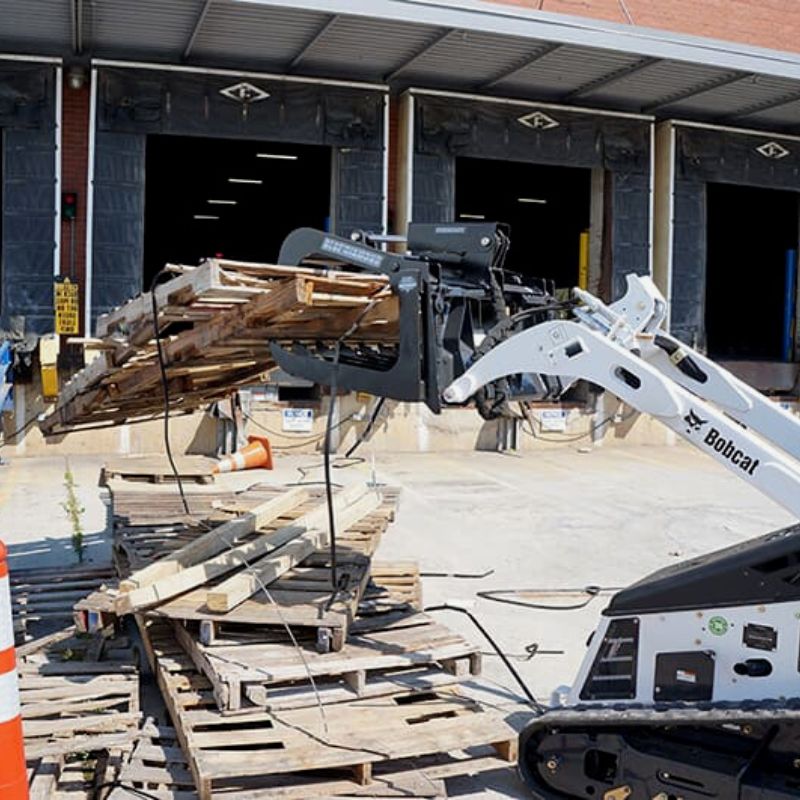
[{"x1": 62, "y1": 192, "x2": 78, "y2": 220}]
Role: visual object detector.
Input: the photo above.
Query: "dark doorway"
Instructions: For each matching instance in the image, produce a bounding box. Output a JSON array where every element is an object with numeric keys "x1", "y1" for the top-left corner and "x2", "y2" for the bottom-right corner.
[
  {"x1": 455, "y1": 157, "x2": 591, "y2": 288},
  {"x1": 706, "y1": 183, "x2": 799, "y2": 360},
  {"x1": 144, "y1": 136, "x2": 332, "y2": 285}
]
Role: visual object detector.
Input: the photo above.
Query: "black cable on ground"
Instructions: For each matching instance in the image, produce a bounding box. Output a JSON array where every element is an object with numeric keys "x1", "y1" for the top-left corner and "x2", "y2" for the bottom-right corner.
[
  {"x1": 420, "y1": 569, "x2": 495, "y2": 579},
  {"x1": 244, "y1": 410, "x2": 357, "y2": 447},
  {"x1": 424, "y1": 603, "x2": 545, "y2": 713},
  {"x1": 477, "y1": 585, "x2": 620, "y2": 611},
  {"x1": 92, "y1": 782, "x2": 161, "y2": 800},
  {"x1": 150, "y1": 269, "x2": 191, "y2": 516},
  {"x1": 519, "y1": 405, "x2": 638, "y2": 445}
]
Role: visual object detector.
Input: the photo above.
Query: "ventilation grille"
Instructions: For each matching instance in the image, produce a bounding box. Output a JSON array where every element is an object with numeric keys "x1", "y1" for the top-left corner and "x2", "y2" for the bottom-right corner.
[{"x1": 580, "y1": 617, "x2": 639, "y2": 701}]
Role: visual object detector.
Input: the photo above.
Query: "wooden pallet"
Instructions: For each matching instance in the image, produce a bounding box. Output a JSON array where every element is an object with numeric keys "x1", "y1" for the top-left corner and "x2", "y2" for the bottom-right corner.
[
  {"x1": 106, "y1": 483, "x2": 400, "y2": 651},
  {"x1": 174, "y1": 611, "x2": 481, "y2": 713},
  {"x1": 41, "y1": 258, "x2": 398, "y2": 433},
  {"x1": 102, "y1": 455, "x2": 217, "y2": 485},
  {"x1": 139, "y1": 617, "x2": 515, "y2": 800},
  {"x1": 107, "y1": 722, "x2": 199, "y2": 800},
  {"x1": 28, "y1": 749, "x2": 126, "y2": 800},
  {"x1": 110, "y1": 483, "x2": 290, "y2": 574},
  {"x1": 17, "y1": 625, "x2": 141, "y2": 765},
  {"x1": 152, "y1": 546, "x2": 374, "y2": 651},
  {"x1": 19, "y1": 659, "x2": 141, "y2": 758},
  {"x1": 10, "y1": 564, "x2": 117, "y2": 642}
]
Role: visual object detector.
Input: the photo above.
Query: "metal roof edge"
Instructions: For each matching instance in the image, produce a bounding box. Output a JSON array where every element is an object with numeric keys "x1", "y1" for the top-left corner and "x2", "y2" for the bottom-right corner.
[
  {"x1": 0, "y1": 53, "x2": 63, "y2": 65},
  {"x1": 91, "y1": 58, "x2": 389, "y2": 91},
  {"x1": 670, "y1": 118, "x2": 800, "y2": 144},
  {"x1": 407, "y1": 87, "x2": 654, "y2": 121},
  {"x1": 235, "y1": 0, "x2": 800, "y2": 82}
]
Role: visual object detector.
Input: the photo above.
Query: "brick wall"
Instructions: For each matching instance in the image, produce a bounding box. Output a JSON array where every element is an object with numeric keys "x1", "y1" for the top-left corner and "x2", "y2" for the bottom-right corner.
[
  {"x1": 487, "y1": 0, "x2": 800, "y2": 54},
  {"x1": 59, "y1": 77, "x2": 89, "y2": 334}
]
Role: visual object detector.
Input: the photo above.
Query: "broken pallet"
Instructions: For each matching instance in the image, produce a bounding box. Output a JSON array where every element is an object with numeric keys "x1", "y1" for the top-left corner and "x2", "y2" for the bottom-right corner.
[
  {"x1": 139, "y1": 617, "x2": 515, "y2": 800},
  {"x1": 41, "y1": 259, "x2": 398, "y2": 433}
]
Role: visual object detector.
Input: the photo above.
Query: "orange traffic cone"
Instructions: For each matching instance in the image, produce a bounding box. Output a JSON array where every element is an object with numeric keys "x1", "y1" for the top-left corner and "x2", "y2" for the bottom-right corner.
[
  {"x1": 0, "y1": 540, "x2": 28, "y2": 800},
  {"x1": 213, "y1": 435, "x2": 273, "y2": 474}
]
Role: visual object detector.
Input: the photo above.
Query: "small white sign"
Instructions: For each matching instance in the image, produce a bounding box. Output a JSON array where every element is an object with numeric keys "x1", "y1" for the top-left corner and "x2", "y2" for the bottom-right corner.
[
  {"x1": 539, "y1": 409, "x2": 568, "y2": 432},
  {"x1": 282, "y1": 408, "x2": 314, "y2": 433}
]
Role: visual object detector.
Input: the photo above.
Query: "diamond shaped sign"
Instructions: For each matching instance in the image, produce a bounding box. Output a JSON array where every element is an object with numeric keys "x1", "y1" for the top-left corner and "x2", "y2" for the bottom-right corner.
[
  {"x1": 756, "y1": 141, "x2": 790, "y2": 160},
  {"x1": 219, "y1": 82, "x2": 270, "y2": 104},
  {"x1": 518, "y1": 110, "x2": 560, "y2": 131}
]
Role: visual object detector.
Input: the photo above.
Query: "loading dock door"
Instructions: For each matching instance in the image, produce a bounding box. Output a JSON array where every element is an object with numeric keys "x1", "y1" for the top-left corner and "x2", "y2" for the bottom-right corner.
[
  {"x1": 705, "y1": 183, "x2": 799, "y2": 361},
  {"x1": 144, "y1": 136, "x2": 332, "y2": 284},
  {"x1": 455, "y1": 157, "x2": 591, "y2": 289}
]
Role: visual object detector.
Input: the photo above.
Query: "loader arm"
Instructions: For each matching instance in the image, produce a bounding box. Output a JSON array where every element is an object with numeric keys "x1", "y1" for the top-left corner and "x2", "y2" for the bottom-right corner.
[{"x1": 445, "y1": 275, "x2": 800, "y2": 520}]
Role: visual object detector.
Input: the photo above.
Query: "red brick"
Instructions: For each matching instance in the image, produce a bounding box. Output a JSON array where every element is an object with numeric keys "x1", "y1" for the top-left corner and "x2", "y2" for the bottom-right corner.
[
  {"x1": 59, "y1": 78, "x2": 89, "y2": 334},
  {"x1": 485, "y1": 0, "x2": 800, "y2": 53}
]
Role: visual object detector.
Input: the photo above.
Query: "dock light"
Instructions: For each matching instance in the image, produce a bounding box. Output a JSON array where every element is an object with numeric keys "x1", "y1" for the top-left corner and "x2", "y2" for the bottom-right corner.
[{"x1": 256, "y1": 153, "x2": 298, "y2": 160}]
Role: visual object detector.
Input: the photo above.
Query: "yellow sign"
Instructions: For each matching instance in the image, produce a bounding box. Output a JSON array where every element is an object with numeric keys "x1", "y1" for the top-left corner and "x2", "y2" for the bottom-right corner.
[{"x1": 55, "y1": 278, "x2": 79, "y2": 335}]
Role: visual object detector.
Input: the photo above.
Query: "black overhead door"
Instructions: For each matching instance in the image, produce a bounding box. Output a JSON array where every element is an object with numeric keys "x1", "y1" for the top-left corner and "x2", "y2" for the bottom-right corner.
[{"x1": 0, "y1": 63, "x2": 57, "y2": 336}]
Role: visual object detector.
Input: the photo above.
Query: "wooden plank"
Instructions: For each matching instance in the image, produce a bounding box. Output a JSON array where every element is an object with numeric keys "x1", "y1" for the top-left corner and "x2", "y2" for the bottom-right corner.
[
  {"x1": 205, "y1": 491, "x2": 382, "y2": 613},
  {"x1": 119, "y1": 487, "x2": 310, "y2": 592},
  {"x1": 116, "y1": 485, "x2": 374, "y2": 614},
  {"x1": 27, "y1": 755, "x2": 63, "y2": 800}
]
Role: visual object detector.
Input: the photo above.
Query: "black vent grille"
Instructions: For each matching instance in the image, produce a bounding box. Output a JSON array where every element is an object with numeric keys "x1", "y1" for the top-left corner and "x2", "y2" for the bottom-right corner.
[{"x1": 579, "y1": 617, "x2": 639, "y2": 701}]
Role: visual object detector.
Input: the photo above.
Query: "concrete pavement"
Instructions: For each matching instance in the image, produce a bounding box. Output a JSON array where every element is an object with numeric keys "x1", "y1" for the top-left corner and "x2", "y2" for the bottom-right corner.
[{"x1": 0, "y1": 442, "x2": 791, "y2": 797}]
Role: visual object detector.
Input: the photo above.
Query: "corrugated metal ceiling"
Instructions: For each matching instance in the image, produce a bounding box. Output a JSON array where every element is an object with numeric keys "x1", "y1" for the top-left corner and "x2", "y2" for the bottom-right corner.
[
  {"x1": 0, "y1": 0, "x2": 71, "y2": 53},
  {"x1": 4, "y1": 0, "x2": 800, "y2": 132},
  {"x1": 191, "y1": 4, "x2": 329, "y2": 67}
]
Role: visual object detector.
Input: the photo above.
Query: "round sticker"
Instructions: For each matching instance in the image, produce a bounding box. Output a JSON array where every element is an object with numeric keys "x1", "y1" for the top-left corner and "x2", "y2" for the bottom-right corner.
[{"x1": 708, "y1": 616, "x2": 729, "y2": 636}]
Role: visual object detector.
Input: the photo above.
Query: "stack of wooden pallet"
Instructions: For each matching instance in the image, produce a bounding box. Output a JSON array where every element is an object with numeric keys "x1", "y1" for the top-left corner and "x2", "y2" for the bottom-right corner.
[
  {"x1": 11, "y1": 564, "x2": 143, "y2": 799},
  {"x1": 41, "y1": 258, "x2": 398, "y2": 434},
  {"x1": 100, "y1": 476, "x2": 517, "y2": 799},
  {"x1": 11, "y1": 563, "x2": 117, "y2": 642},
  {"x1": 10, "y1": 471, "x2": 517, "y2": 798}
]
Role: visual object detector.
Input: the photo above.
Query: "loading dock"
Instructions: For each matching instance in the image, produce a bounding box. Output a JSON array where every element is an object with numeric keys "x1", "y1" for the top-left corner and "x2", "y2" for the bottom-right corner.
[
  {"x1": 0, "y1": 56, "x2": 60, "y2": 336},
  {"x1": 455, "y1": 156, "x2": 591, "y2": 287},
  {"x1": 655, "y1": 121, "x2": 800, "y2": 390},
  {"x1": 397, "y1": 89, "x2": 653, "y2": 298},
  {"x1": 143, "y1": 136, "x2": 332, "y2": 285},
  {"x1": 86, "y1": 62, "x2": 388, "y2": 332},
  {"x1": 706, "y1": 183, "x2": 799, "y2": 362}
]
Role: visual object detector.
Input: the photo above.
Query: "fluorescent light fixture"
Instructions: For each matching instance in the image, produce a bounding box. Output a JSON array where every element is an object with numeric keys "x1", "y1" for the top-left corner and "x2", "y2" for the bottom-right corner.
[
  {"x1": 518, "y1": 197, "x2": 547, "y2": 204},
  {"x1": 256, "y1": 153, "x2": 298, "y2": 160},
  {"x1": 459, "y1": 213, "x2": 486, "y2": 220},
  {"x1": 207, "y1": 199, "x2": 238, "y2": 205},
  {"x1": 228, "y1": 178, "x2": 263, "y2": 184},
  {"x1": 193, "y1": 214, "x2": 219, "y2": 220}
]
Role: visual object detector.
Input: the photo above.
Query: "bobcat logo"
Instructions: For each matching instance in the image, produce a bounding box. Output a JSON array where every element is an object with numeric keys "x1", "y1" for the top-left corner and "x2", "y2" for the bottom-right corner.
[{"x1": 684, "y1": 410, "x2": 708, "y2": 434}]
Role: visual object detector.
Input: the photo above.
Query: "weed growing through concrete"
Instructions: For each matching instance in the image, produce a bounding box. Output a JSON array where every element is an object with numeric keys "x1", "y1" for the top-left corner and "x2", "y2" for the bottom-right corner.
[{"x1": 62, "y1": 461, "x2": 86, "y2": 563}]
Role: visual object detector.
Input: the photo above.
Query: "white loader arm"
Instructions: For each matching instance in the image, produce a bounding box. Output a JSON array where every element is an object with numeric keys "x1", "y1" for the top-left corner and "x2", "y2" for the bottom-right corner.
[{"x1": 444, "y1": 281, "x2": 800, "y2": 519}]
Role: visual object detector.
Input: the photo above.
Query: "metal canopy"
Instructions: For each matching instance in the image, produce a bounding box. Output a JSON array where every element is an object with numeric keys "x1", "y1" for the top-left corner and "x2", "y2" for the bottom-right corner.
[{"x1": 6, "y1": 0, "x2": 800, "y2": 131}]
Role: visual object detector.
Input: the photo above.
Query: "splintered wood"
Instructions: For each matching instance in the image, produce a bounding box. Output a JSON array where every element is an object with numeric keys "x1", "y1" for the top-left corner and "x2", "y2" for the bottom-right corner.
[
  {"x1": 41, "y1": 258, "x2": 399, "y2": 433},
  {"x1": 14, "y1": 595, "x2": 143, "y2": 799}
]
